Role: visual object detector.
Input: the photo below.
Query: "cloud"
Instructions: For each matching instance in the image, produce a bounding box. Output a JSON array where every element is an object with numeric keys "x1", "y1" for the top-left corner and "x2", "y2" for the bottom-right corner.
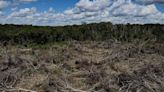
[
  {"x1": 0, "y1": 0, "x2": 164, "y2": 26},
  {"x1": 111, "y1": 1, "x2": 158, "y2": 17},
  {"x1": 0, "y1": 0, "x2": 10, "y2": 10},
  {"x1": 0, "y1": 11, "x2": 3, "y2": 16},
  {"x1": 0, "y1": 0, "x2": 36, "y2": 10},
  {"x1": 76, "y1": 0, "x2": 113, "y2": 12},
  {"x1": 10, "y1": 7, "x2": 37, "y2": 17},
  {"x1": 64, "y1": 0, "x2": 164, "y2": 25}
]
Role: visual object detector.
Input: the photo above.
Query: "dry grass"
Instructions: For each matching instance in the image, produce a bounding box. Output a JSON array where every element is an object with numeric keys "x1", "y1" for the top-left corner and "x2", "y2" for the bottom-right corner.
[{"x1": 0, "y1": 40, "x2": 163, "y2": 92}]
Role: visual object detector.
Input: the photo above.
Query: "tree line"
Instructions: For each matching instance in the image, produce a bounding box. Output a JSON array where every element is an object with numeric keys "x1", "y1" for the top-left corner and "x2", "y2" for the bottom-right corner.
[{"x1": 0, "y1": 22, "x2": 163, "y2": 44}]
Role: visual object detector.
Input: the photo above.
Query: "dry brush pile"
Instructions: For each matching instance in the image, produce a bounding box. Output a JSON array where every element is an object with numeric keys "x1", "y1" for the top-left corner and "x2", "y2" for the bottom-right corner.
[{"x1": 0, "y1": 40, "x2": 164, "y2": 92}]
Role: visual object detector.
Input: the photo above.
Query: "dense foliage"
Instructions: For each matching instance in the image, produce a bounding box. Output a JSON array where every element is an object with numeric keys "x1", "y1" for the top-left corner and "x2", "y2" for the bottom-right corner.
[{"x1": 0, "y1": 22, "x2": 163, "y2": 44}]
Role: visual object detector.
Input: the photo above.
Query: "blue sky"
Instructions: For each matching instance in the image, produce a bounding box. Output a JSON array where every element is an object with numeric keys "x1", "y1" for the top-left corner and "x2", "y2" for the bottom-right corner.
[
  {"x1": 0, "y1": 0, "x2": 164, "y2": 26},
  {"x1": 156, "y1": 3, "x2": 164, "y2": 12},
  {"x1": 16, "y1": 0, "x2": 79, "y2": 12}
]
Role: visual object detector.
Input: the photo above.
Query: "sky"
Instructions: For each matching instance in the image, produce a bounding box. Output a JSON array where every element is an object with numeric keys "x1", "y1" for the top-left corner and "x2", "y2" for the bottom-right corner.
[{"x1": 0, "y1": 0, "x2": 164, "y2": 26}]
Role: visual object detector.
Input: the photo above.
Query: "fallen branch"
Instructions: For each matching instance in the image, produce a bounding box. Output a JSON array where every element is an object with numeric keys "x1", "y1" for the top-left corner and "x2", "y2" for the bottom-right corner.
[
  {"x1": 66, "y1": 85, "x2": 87, "y2": 92},
  {"x1": 2, "y1": 88, "x2": 37, "y2": 92}
]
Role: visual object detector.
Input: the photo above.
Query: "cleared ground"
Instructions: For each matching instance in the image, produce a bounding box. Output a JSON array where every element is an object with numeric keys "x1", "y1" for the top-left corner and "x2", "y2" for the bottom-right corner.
[{"x1": 0, "y1": 41, "x2": 164, "y2": 92}]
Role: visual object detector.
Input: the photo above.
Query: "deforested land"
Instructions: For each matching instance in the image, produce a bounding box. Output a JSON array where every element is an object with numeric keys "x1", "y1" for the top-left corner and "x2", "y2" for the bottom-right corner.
[{"x1": 0, "y1": 22, "x2": 164, "y2": 92}]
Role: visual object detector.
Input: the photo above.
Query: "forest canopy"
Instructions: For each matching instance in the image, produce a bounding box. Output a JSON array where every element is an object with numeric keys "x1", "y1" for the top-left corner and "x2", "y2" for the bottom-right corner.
[{"x1": 0, "y1": 22, "x2": 163, "y2": 44}]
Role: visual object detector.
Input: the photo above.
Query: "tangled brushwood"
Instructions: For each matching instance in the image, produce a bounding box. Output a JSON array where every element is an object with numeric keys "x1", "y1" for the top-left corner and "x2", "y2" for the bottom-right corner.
[{"x1": 0, "y1": 40, "x2": 163, "y2": 92}]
